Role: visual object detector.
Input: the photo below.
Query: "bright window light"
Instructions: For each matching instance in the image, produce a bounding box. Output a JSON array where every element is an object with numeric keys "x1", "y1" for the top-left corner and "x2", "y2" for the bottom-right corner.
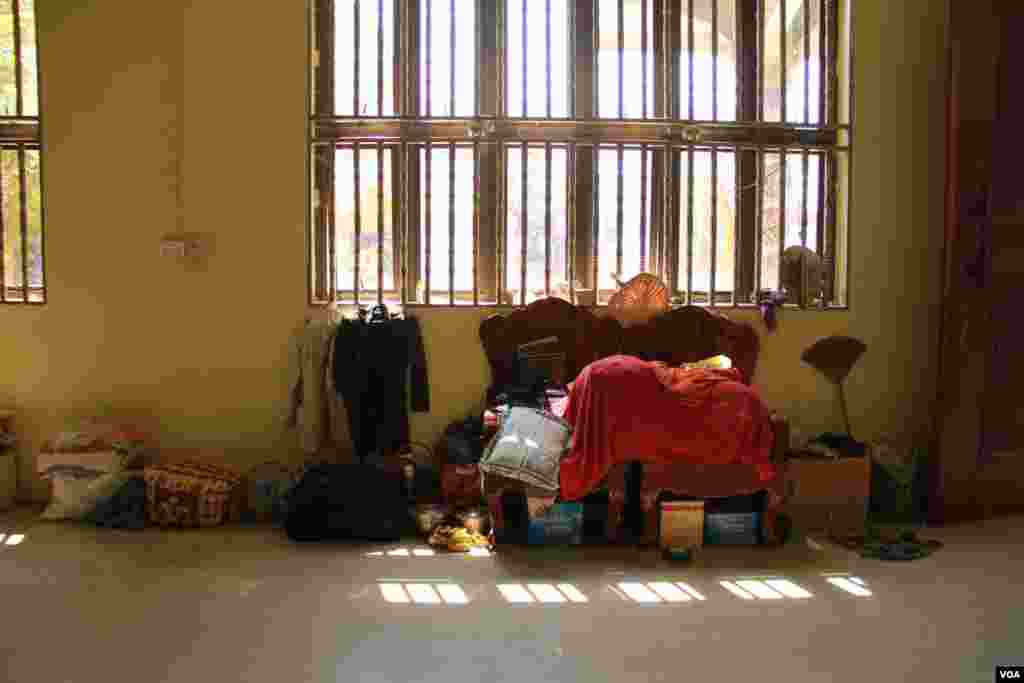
[
  {"x1": 405, "y1": 584, "x2": 443, "y2": 604},
  {"x1": 4, "y1": 534, "x2": 24, "y2": 546},
  {"x1": 528, "y1": 584, "x2": 568, "y2": 603},
  {"x1": 387, "y1": 549, "x2": 410, "y2": 557},
  {"x1": 676, "y1": 583, "x2": 706, "y2": 601},
  {"x1": 618, "y1": 583, "x2": 662, "y2": 603},
  {"x1": 435, "y1": 584, "x2": 470, "y2": 604},
  {"x1": 720, "y1": 581, "x2": 756, "y2": 600},
  {"x1": 379, "y1": 583, "x2": 411, "y2": 603},
  {"x1": 647, "y1": 582, "x2": 692, "y2": 603},
  {"x1": 498, "y1": 584, "x2": 536, "y2": 603},
  {"x1": 468, "y1": 547, "x2": 491, "y2": 557},
  {"x1": 413, "y1": 549, "x2": 436, "y2": 557},
  {"x1": 850, "y1": 577, "x2": 866, "y2": 586},
  {"x1": 556, "y1": 584, "x2": 589, "y2": 603},
  {"x1": 827, "y1": 577, "x2": 872, "y2": 597},
  {"x1": 366, "y1": 551, "x2": 385, "y2": 557},
  {"x1": 764, "y1": 579, "x2": 814, "y2": 599},
  {"x1": 735, "y1": 580, "x2": 784, "y2": 600}
]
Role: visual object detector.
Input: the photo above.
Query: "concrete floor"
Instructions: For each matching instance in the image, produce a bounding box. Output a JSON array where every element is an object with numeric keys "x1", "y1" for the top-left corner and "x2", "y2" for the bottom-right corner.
[{"x1": 0, "y1": 507, "x2": 1021, "y2": 683}]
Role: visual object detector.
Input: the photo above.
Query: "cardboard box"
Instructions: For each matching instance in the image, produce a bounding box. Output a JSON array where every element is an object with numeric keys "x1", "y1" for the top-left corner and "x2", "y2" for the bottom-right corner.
[
  {"x1": 659, "y1": 500, "x2": 704, "y2": 550},
  {"x1": 784, "y1": 456, "x2": 870, "y2": 536}
]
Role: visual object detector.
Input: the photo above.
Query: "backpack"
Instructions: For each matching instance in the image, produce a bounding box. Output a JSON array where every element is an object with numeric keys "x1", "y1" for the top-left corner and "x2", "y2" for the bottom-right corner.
[{"x1": 284, "y1": 463, "x2": 411, "y2": 542}]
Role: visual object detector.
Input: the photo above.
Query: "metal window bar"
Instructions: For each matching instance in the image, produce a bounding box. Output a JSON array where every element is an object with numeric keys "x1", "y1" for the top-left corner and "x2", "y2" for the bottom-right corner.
[
  {"x1": 13, "y1": 0, "x2": 23, "y2": 117},
  {"x1": 712, "y1": 0, "x2": 718, "y2": 122},
  {"x1": 545, "y1": 142, "x2": 553, "y2": 295},
  {"x1": 780, "y1": 0, "x2": 787, "y2": 123},
  {"x1": 473, "y1": 140, "x2": 480, "y2": 305},
  {"x1": 354, "y1": 0, "x2": 361, "y2": 115},
  {"x1": 353, "y1": 143, "x2": 362, "y2": 304},
  {"x1": 688, "y1": 0, "x2": 695, "y2": 120},
  {"x1": 424, "y1": 141, "x2": 431, "y2": 303},
  {"x1": 618, "y1": 0, "x2": 624, "y2": 119},
  {"x1": 522, "y1": 0, "x2": 528, "y2": 118},
  {"x1": 686, "y1": 147, "x2": 694, "y2": 303},
  {"x1": 18, "y1": 145, "x2": 28, "y2": 301},
  {"x1": 498, "y1": 0, "x2": 506, "y2": 117},
  {"x1": 733, "y1": 144, "x2": 740, "y2": 305},
  {"x1": 710, "y1": 147, "x2": 717, "y2": 306},
  {"x1": 474, "y1": 0, "x2": 480, "y2": 115},
  {"x1": 592, "y1": 147, "x2": 600, "y2": 300},
  {"x1": 520, "y1": 141, "x2": 528, "y2": 305},
  {"x1": 758, "y1": 0, "x2": 765, "y2": 122},
  {"x1": 378, "y1": 142, "x2": 385, "y2": 302},
  {"x1": 0, "y1": 148, "x2": 5, "y2": 302},
  {"x1": 640, "y1": 144, "x2": 648, "y2": 271},
  {"x1": 801, "y1": 148, "x2": 809, "y2": 248},
  {"x1": 450, "y1": 0, "x2": 456, "y2": 117},
  {"x1": 756, "y1": 149, "x2": 764, "y2": 297},
  {"x1": 641, "y1": 0, "x2": 648, "y2": 119},
  {"x1": 425, "y1": 0, "x2": 432, "y2": 116},
  {"x1": 804, "y1": 0, "x2": 811, "y2": 124},
  {"x1": 818, "y1": 0, "x2": 827, "y2": 128},
  {"x1": 328, "y1": 152, "x2": 337, "y2": 304},
  {"x1": 816, "y1": 151, "x2": 825, "y2": 269},
  {"x1": 778, "y1": 148, "x2": 786, "y2": 289},
  {"x1": 616, "y1": 145, "x2": 624, "y2": 278},
  {"x1": 547, "y1": 0, "x2": 553, "y2": 118},
  {"x1": 400, "y1": 142, "x2": 408, "y2": 305},
  {"x1": 593, "y1": 0, "x2": 600, "y2": 117},
  {"x1": 449, "y1": 141, "x2": 456, "y2": 304},
  {"x1": 567, "y1": 143, "x2": 577, "y2": 302},
  {"x1": 497, "y1": 142, "x2": 505, "y2": 303},
  {"x1": 378, "y1": 0, "x2": 385, "y2": 115}
]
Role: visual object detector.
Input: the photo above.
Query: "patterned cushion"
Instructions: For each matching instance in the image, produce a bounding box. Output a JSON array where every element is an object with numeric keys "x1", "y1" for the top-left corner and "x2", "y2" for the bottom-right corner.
[{"x1": 143, "y1": 461, "x2": 242, "y2": 528}]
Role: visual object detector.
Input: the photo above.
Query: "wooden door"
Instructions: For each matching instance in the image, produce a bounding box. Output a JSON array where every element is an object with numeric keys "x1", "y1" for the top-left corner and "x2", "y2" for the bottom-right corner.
[{"x1": 933, "y1": 0, "x2": 1024, "y2": 523}]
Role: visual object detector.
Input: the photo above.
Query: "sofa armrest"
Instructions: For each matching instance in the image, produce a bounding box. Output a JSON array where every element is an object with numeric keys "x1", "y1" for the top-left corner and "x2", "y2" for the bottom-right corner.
[{"x1": 770, "y1": 413, "x2": 790, "y2": 464}]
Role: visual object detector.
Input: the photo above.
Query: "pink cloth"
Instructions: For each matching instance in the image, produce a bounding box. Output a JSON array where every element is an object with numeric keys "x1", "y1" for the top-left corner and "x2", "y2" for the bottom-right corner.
[{"x1": 557, "y1": 355, "x2": 776, "y2": 501}]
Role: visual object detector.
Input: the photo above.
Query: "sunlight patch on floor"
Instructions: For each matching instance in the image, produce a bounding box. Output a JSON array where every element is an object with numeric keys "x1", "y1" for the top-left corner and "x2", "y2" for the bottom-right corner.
[
  {"x1": 378, "y1": 582, "x2": 471, "y2": 605},
  {"x1": 618, "y1": 583, "x2": 663, "y2": 603},
  {"x1": 719, "y1": 581, "x2": 756, "y2": 600},
  {"x1": 827, "y1": 576, "x2": 872, "y2": 597},
  {"x1": 497, "y1": 583, "x2": 589, "y2": 604}
]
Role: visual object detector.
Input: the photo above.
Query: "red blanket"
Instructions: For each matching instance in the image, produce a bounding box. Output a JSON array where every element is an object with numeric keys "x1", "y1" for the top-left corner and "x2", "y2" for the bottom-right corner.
[{"x1": 556, "y1": 355, "x2": 776, "y2": 501}]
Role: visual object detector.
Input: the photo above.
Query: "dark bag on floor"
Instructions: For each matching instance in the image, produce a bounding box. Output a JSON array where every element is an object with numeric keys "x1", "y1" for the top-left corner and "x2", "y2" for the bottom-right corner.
[{"x1": 284, "y1": 463, "x2": 410, "y2": 542}]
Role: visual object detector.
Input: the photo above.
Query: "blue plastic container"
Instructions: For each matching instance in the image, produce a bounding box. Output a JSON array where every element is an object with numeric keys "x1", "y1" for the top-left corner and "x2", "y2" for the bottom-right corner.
[
  {"x1": 703, "y1": 511, "x2": 761, "y2": 545},
  {"x1": 527, "y1": 502, "x2": 584, "y2": 545}
]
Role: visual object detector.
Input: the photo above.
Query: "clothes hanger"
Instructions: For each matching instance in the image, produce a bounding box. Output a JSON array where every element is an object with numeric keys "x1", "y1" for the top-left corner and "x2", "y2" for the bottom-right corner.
[{"x1": 368, "y1": 303, "x2": 390, "y2": 324}]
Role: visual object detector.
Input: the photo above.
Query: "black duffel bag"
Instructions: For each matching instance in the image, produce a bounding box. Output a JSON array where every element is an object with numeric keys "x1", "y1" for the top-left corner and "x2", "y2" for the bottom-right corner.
[{"x1": 284, "y1": 463, "x2": 411, "y2": 542}]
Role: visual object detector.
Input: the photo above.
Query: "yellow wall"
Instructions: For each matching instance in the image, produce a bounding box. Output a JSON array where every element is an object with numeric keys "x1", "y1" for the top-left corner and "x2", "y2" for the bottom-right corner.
[{"x1": 0, "y1": 0, "x2": 948, "y2": 501}]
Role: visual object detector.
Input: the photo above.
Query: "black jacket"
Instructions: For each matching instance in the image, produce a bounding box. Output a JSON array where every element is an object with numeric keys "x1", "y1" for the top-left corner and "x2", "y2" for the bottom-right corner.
[{"x1": 333, "y1": 315, "x2": 430, "y2": 462}]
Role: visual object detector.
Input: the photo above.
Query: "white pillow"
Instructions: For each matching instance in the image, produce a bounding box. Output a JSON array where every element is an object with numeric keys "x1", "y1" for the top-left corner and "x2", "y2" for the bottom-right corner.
[
  {"x1": 478, "y1": 407, "x2": 570, "y2": 493},
  {"x1": 38, "y1": 450, "x2": 131, "y2": 521},
  {"x1": 40, "y1": 471, "x2": 133, "y2": 521}
]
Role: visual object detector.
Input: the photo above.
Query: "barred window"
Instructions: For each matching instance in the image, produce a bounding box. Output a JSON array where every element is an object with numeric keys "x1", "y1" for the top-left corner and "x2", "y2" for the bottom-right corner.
[
  {"x1": 310, "y1": 0, "x2": 852, "y2": 308},
  {"x1": 1, "y1": 0, "x2": 43, "y2": 304}
]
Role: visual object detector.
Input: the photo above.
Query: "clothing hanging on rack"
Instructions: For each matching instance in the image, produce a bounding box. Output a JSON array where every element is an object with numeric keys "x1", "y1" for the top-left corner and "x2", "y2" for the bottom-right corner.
[
  {"x1": 333, "y1": 309, "x2": 430, "y2": 464},
  {"x1": 288, "y1": 311, "x2": 355, "y2": 461}
]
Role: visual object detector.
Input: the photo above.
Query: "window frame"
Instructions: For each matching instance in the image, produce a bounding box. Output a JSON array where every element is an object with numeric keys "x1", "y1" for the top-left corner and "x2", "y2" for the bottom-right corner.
[
  {"x1": 1, "y1": 0, "x2": 45, "y2": 305},
  {"x1": 309, "y1": 0, "x2": 852, "y2": 310}
]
